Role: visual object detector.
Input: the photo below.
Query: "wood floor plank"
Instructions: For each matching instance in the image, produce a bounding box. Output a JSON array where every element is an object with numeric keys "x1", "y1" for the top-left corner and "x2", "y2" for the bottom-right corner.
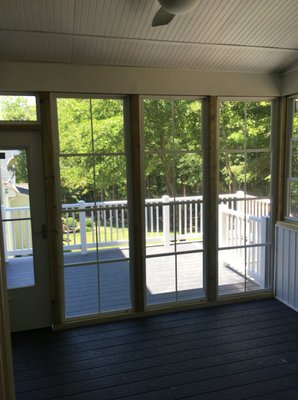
[{"x1": 12, "y1": 299, "x2": 298, "y2": 400}]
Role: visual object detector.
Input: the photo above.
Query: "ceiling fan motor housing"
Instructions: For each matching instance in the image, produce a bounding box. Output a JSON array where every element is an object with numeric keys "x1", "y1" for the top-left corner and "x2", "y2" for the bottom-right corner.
[{"x1": 158, "y1": 0, "x2": 199, "y2": 15}]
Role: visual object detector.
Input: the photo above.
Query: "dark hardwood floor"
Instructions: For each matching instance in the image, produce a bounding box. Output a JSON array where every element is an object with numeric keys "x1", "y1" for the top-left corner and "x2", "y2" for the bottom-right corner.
[{"x1": 11, "y1": 299, "x2": 298, "y2": 400}]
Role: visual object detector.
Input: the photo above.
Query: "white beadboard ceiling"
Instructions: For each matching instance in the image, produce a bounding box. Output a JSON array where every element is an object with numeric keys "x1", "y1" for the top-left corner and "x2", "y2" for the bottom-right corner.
[{"x1": 0, "y1": 0, "x2": 297, "y2": 73}]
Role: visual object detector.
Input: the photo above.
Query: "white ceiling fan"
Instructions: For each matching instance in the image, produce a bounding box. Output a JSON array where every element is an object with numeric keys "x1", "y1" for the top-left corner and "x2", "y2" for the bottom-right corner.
[{"x1": 152, "y1": 0, "x2": 200, "y2": 27}]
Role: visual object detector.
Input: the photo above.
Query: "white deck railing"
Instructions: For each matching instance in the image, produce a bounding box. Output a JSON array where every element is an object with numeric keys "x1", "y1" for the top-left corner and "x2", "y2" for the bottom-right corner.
[{"x1": 1, "y1": 192, "x2": 270, "y2": 270}]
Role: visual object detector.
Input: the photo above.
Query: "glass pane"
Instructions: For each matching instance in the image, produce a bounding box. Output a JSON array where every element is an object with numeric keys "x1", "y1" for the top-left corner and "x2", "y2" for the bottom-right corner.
[
  {"x1": 218, "y1": 248, "x2": 246, "y2": 295},
  {"x1": 174, "y1": 200, "x2": 203, "y2": 253},
  {"x1": 220, "y1": 102, "x2": 245, "y2": 149},
  {"x1": 219, "y1": 153, "x2": 245, "y2": 194},
  {"x1": 144, "y1": 99, "x2": 202, "y2": 152},
  {"x1": 218, "y1": 246, "x2": 267, "y2": 296},
  {"x1": 0, "y1": 149, "x2": 35, "y2": 288},
  {"x1": 219, "y1": 101, "x2": 271, "y2": 150},
  {"x1": 288, "y1": 180, "x2": 298, "y2": 218},
  {"x1": 94, "y1": 156, "x2": 127, "y2": 202},
  {"x1": 293, "y1": 100, "x2": 298, "y2": 137},
  {"x1": 177, "y1": 252, "x2": 204, "y2": 300},
  {"x1": 218, "y1": 201, "x2": 245, "y2": 248},
  {"x1": 57, "y1": 98, "x2": 92, "y2": 154},
  {"x1": 246, "y1": 152, "x2": 271, "y2": 197},
  {"x1": 59, "y1": 156, "x2": 95, "y2": 204},
  {"x1": 99, "y1": 261, "x2": 131, "y2": 312},
  {"x1": 92, "y1": 99, "x2": 125, "y2": 153},
  {"x1": 145, "y1": 201, "x2": 175, "y2": 256},
  {"x1": 245, "y1": 101, "x2": 271, "y2": 149},
  {"x1": 144, "y1": 153, "x2": 174, "y2": 198},
  {"x1": 0, "y1": 95, "x2": 37, "y2": 121},
  {"x1": 174, "y1": 153, "x2": 203, "y2": 197},
  {"x1": 291, "y1": 139, "x2": 298, "y2": 178},
  {"x1": 173, "y1": 99, "x2": 202, "y2": 151},
  {"x1": 143, "y1": 99, "x2": 174, "y2": 152},
  {"x1": 146, "y1": 255, "x2": 176, "y2": 305},
  {"x1": 64, "y1": 265, "x2": 99, "y2": 318}
]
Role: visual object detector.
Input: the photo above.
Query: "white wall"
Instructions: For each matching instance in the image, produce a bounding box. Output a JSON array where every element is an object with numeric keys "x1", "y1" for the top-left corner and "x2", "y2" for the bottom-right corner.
[
  {"x1": 0, "y1": 61, "x2": 281, "y2": 97},
  {"x1": 275, "y1": 222, "x2": 298, "y2": 311}
]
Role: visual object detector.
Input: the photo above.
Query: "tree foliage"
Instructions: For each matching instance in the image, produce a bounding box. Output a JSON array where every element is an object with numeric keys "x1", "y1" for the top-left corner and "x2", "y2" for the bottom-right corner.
[{"x1": 56, "y1": 98, "x2": 272, "y2": 203}]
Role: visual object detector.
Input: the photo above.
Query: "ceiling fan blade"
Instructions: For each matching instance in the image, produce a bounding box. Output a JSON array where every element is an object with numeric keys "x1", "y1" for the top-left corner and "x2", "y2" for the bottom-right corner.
[{"x1": 152, "y1": 7, "x2": 175, "y2": 27}]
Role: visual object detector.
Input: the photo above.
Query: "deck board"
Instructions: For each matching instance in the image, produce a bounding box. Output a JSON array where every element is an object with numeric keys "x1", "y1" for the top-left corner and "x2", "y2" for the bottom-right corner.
[
  {"x1": 11, "y1": 299, "x2": 298, "y2": 400},
  {"x1": 6, "y1": 245, "x2": 259, "y2": 317}
]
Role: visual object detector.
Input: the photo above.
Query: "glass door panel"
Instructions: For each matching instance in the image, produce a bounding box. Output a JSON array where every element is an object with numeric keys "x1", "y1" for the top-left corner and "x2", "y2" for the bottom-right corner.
[{"x1": 1, "y1": 149, "x2": 35, "y2": 289}]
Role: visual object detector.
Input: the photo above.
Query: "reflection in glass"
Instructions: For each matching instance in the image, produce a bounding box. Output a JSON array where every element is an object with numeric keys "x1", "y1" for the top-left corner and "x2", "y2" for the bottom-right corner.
[{"x1": 0, "y1": 149, "x2": 35, "y2": 288}]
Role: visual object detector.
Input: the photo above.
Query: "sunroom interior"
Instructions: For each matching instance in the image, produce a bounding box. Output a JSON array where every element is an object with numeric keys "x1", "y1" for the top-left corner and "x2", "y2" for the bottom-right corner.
[{"x1": 0, "y1": 0, "x2": 298, "y2": 399}]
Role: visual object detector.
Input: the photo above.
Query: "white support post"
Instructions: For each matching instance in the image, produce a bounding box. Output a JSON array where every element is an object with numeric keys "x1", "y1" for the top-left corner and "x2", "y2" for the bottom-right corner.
[
  {"x1": 78, "y1": 201, "x2": 87, "y2": 255},
  {"x1": 162, "y1": 195, "x2": 170, "y2": 247}
]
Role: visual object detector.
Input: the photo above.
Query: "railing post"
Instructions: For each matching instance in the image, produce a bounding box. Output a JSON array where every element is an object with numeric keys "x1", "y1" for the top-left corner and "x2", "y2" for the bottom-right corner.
[
  {"x1": 1, "y1": 206, "x2": 8, "y2": 262},
  {"x1": 78, "y1": 201, "x2": 87, "y2": 255},
  {"x1": 162, "y1": 195, "x2": 170, "y2": 247},
  {"x1": 259, "y1": 215, "x2": 269, "y2": 288}
]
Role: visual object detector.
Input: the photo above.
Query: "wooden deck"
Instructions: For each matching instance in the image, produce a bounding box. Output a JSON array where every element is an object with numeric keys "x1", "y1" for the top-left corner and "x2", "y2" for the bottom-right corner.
[
  {"x1": 6, "y1": 245, "x2": 259, "y2": 318},
  {"x1": 11, "y1": 299, "x2": 298, "y2": 400}
]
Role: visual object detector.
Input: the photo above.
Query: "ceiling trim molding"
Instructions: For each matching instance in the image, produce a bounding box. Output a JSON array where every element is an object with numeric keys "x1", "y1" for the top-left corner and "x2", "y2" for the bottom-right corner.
[{"x1": 0, "y1": 29, "x2": 297, "y2": 53}]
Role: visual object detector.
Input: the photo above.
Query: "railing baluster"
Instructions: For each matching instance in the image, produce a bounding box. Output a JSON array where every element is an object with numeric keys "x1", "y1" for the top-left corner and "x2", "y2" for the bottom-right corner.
[
  {"x1": 184, "y1": 203, "x2": 187, "y2": 234},
  {"x1": 156, "y1": 205, "x2": 159, "y2": 235},
  {"x1": 97, "y1": 209, "x2": 101, "y2": 244},
  {"x1": 104, "y1": 209, "x2": 107, "y2": 242},
  {"x1": 189, "y1": 203, "x2": 193, "y2": 234},
  {"x1": 179, "y1": 203, "x2": 182, "y2": 235},
  {"x1": 116, "y1": 209, "x2": 119, "y2": 240},
  {"x1": 122, "y1": 208, "x2": 125, "y2": 239},
  {"x1": 195, "y1": 203, "x2": 198, "y2": 234},
  {"x1": 110, "y1": 208, "x2": 113, "y2": 241},
  {"x1": 145, "y1": 205, "x2": 148, "y2": 238}
]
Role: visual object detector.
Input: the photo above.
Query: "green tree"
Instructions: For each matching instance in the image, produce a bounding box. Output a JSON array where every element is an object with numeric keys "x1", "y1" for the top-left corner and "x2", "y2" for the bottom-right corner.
[
  {"x1": 143, "y1": 99, "x2": 202, "y2": 198},
  {"x1": 57, "y1": 98, "x2": 126, "y2": 203},
  {"x1": 219, "y1": 101, "x2": 271, "y2": 196}
]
